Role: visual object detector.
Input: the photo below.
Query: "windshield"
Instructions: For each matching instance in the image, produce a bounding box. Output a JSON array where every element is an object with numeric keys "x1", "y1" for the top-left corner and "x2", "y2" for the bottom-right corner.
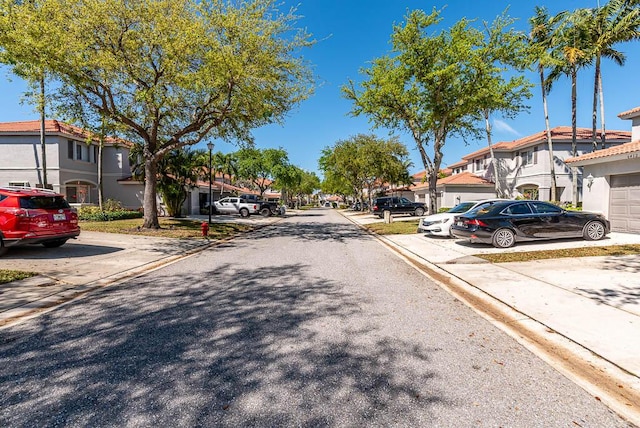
[{"x1": 448, "y1": 202, "x2": 476, "y2": 213}]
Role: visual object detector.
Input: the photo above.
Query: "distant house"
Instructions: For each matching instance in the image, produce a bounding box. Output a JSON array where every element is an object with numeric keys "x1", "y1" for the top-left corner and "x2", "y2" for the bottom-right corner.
[
  {"x1": 566, "y1": 107, "x2": 640, "y2": 234},
  {"x1": 412, "y1": 126, "x2": 631, "y2": 211}
]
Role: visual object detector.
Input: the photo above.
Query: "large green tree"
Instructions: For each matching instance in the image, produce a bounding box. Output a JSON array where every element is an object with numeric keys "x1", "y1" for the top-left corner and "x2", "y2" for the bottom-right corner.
[
  {"x1": 0, "y1": 0, "x2": 68, "y2": 188},
  {"x1": 344, "y1": 9, "x2": 485, "y2": 214},
  {"x1": 318, "y1": 134, "x2": 411, "y2": 210},
  {"x1": 235, "y1": 147, "x2": 292, "y2": 197},
  {"x1": 0, "y1": 0, "x2": 314, "y2": 228}
]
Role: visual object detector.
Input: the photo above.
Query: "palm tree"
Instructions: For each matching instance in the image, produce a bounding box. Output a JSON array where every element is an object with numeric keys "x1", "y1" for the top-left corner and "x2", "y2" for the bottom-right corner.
[
  {"x1": 130, "y1": 147, "x2": 206, "y2": 218},
  {"x1": 584, "y1": 0, "x2": 640, "y2": 150},
  {"x1": 528, "y1": 7, "x2": 566, "y2": 202},
  {"x1": 213, "y1": 152, "x2": 238, "y2": 197},
  {"x1": 548, "y1": 8, "x2": 592, "y2": 206}
]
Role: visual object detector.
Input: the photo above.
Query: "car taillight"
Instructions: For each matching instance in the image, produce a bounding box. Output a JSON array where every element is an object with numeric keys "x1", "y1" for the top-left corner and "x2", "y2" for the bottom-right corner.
[{"x1": 466, "y1": 219, "x2": 488, "y2": 227}]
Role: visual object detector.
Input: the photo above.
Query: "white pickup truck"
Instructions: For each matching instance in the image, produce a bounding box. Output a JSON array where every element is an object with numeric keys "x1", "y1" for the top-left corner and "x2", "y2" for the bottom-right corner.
[{"x1": 213, "y1": 196, "x2": 260, "y2": 217}]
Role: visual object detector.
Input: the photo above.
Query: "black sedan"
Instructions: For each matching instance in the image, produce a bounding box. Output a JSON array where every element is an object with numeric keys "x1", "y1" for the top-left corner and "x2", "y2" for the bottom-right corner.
[{"x1": 450, "y1": 200, "x2": 610, "y2": 248}]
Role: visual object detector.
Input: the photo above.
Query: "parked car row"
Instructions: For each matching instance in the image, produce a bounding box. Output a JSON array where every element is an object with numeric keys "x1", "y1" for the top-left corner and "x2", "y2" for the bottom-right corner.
[{"x1": 414, "y1": 198, "x2": 610, "y2": 248}]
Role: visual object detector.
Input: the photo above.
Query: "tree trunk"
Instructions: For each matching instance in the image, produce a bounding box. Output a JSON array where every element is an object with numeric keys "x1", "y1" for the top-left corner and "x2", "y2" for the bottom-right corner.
[
  {"x1": 98, "y1": 115, "x2": 105, "y2": 211},
  {"x1": 597, "y1": 58, "x2": 607, "y2": 150},
  {"x1": 540, "y1": 67, "x2": 557, "y2": 202},
  {"x1": 591, "y1": 56, "x2": 600, "y2": 152},
  {"x1": 571, "y1": 66, "x2": 578, "y2": 207},
  {"x1": 39, "y1": 77, "x2": 47, "y2": 188},
  {"x1": 428, "y1": 135, "x2": 444, "y2": 215},
  {"x1": 143, "y1": 157, "x2": 160, "y2": 229},
  {"x1": 98, "y1": 142, "x2": 103, "y2": 211},
  {"x1": 484, "y1": 110, "x2": 500, "y2": 198}
]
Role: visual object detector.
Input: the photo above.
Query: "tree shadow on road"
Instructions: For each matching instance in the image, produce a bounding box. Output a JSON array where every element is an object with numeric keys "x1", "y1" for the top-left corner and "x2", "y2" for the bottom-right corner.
[{"x1": 0, "y1": 262, "x2": 444, "y2": 427}]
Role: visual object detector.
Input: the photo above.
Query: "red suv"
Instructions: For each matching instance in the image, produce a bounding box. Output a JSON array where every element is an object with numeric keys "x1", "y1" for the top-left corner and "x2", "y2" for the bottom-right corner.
[{"x1": 0, "y1": 187, "x2": 80, "y2": 256}]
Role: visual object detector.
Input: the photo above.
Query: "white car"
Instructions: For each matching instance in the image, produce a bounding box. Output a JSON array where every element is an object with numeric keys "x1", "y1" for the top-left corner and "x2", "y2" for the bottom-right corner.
[{"x1": 417, "y1": 199, "x2": 505, "y2": 237}]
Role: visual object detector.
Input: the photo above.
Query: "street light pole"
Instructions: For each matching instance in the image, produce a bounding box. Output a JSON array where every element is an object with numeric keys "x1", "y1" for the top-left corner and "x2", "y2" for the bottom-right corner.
[{"x1": 207, "y1": 142, "x2": 214, "y2": 224}]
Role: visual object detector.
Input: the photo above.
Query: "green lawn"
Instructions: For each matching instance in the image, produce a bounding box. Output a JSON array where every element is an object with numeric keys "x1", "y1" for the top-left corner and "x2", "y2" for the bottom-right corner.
[
  {"x1": 80, "y1": 218, "x2": 253, "y2": 239},
  {"x1": 364, "y1": 220, "x2": 420, "y2": 235}
]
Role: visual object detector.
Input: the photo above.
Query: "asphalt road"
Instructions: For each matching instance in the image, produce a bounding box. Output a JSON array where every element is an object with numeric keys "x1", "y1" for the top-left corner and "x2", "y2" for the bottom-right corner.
[{"x1": 0, "y1": 209, "x2": 632, "y2": 427}]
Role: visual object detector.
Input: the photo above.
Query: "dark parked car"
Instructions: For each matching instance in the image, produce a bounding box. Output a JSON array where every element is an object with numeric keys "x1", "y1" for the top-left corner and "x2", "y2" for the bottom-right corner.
[
  {"x1": 372, "y1": 196, "x2": 426, "y2": 218},
  {"x1": 450, "y1": 200, "x2": 610, "y2": 248},
  {"x1": 0, "y1": 186, "x2": 80, "y2": 255}
]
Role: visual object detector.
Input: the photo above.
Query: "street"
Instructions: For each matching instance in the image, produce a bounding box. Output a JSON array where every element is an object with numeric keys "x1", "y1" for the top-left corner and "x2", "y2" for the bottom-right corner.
[{"x1": 0, "y1": 209, "x2": 632, "y2": 427}]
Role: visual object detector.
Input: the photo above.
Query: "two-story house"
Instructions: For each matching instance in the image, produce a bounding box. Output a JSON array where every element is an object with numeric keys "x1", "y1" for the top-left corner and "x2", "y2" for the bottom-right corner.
[
  {"x1": 0, "y1": 120, "x2": 144, "y2": 208},
  {"x1": 413, "y1": 126, "x2": 631, "y2": 210}
]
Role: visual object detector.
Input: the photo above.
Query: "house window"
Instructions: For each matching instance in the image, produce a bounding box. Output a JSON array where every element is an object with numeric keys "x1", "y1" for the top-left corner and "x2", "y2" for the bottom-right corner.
[
  {"x1": 8, "y1": 181, "x2": 30, "y2": 187},
  {"x1": 76, "y1": 144, "x2": 82, "y2": 161},
  {"x1": 93, "y1": 145, "x2": 98, "y2": 163},
  {"x1": 520, "y1": 147, "x2": 539, "y2": 166},
  {"x1": 68, "y1": 140, "x2": 74, "y2": 159},
  {"x1": 475, "y1": 158, "x2": 482, "y2": 171}
]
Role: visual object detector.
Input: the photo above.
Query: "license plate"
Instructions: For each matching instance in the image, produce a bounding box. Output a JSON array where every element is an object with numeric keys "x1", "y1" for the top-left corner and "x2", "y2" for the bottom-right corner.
[
  {"x1": 456, "y1": 221, "x2": 464, "y2": 227},
  {"x1": 53, "y1": 213, "x2": 66, "y2": 221}
]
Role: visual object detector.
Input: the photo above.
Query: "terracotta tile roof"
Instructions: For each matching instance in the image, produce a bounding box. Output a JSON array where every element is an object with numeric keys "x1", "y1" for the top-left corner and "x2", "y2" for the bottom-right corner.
[
  {"x1": 412, "y1": 171, "x2": 426, "y2": 181},
  {"x1": 565, "y1": 140, "x2": 640, "y2": 163},
  {"x1": 618, "y1": 106, "x2": 640, "y2": 119},
  {"x1": 438, "y1": 171, "x2": 493, "y2": 186},
  {"x1": 447, "y1": 159, "x2": 469, "y2": 169},
  {"x1": 0, "y1": 120, "x2": 132, "y2": 146},
  {"x1": 456, "y1": 127, "x2": 631, "y2": 162}
]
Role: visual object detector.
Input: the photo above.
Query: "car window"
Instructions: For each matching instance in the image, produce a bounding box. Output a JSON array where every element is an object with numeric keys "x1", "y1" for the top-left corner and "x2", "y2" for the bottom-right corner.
[
  {"x1": 19, "y1": 196, "x2": 70, "y2": 210},
  {"x1": 530, "y1": 202, "x2": 562, "y2": 214},
  {"x1": 503, "y1": 203, "x2": 533, "y2": 215},
  {"x1": 0, "y1": 194, "x2": 6, "y2": 203},
  {"x1": 400, "y1": 197, "x2": 410, "y2": 204},
  {"x1": 218, "y1": 198, "x2": 230, "y2": 203},
  {"x1": 448, "y1": 202, "x2": 476, "y2": 213}
]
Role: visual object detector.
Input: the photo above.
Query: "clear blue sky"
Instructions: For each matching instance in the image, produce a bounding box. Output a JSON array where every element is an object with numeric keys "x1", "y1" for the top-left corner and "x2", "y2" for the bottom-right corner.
[{"x1": 1, "y1": 0, "x2": 638, "y2": 176}]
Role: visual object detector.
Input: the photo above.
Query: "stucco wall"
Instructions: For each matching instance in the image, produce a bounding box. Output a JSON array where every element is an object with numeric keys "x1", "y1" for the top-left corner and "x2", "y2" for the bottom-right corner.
[{"x1": 582, "y1": 157, "x2": 640, "y2": 216}]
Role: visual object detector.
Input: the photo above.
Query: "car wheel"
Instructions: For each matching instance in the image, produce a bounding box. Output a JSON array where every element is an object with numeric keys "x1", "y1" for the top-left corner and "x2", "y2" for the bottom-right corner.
[
  {"x1": 42, "y1": 239, "x2": 68, "y2": 248},
  {"x1": 260, "y1": 207, "x2": 271, "y2": 217},
  {"x1": 0, "y1": 239, "x2": 7, "y2": 257},
  {"x1": 239, "y1": 208, "x2": 250, "y2": 218},
  {"x1": 583, "y1": 221, "x2": 605, "y2": 241},
  {"x1": 492, "y1": 228, "x2": 516, "y2": 248},
  {"x1": 414, "y1": 207, "x2": 425, "y2": 216}
]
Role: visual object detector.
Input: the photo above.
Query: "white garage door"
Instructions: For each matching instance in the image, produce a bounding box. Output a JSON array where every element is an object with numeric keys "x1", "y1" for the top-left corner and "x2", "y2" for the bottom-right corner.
[{"x1": 609, "y1": 173, "x2": 640, "y2": 233}]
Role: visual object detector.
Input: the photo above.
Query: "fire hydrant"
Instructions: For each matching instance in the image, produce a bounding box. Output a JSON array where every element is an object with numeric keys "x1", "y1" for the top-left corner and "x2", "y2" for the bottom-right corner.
[{"x1": 201, "y1": 221, "x2": 209, "y2": 237}]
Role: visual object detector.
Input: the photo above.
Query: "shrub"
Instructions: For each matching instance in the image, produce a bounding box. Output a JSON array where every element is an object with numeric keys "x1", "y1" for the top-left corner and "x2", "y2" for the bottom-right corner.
[
  {"x1": 78, "y1": 200, "x2": 143, "y2": 221},
  {"x1": 438, "y1": 207, "x2": 451, "y2": 213}
]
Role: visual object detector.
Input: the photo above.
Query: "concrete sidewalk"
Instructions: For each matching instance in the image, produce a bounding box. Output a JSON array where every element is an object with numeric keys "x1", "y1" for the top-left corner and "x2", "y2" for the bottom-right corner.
[{"x1": 342, "y1": 209, "x2": 640, "y2": 424}]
